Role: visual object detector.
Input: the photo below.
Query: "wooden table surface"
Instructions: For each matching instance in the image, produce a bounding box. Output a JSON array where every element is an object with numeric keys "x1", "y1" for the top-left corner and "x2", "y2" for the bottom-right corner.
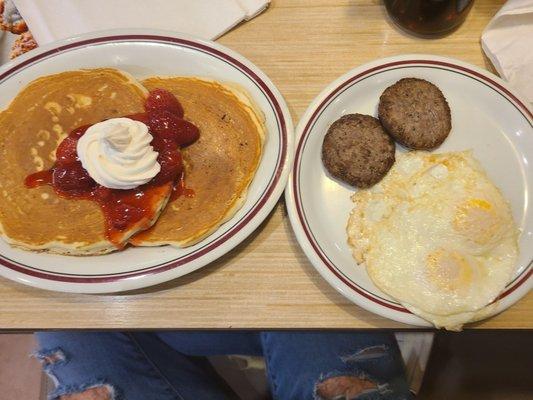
[{"x1": 1, "y1": 0, "x2": 531, "y2": 330}]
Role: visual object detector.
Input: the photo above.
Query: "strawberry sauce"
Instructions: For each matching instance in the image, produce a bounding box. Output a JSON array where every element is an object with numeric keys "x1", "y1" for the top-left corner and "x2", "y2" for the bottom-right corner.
[{"x1": 25, "y1": 89, "x2": 198, "y2": 246}]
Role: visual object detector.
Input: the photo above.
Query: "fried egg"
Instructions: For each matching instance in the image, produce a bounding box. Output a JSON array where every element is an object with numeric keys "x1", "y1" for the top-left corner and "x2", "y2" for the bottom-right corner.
[{"x1": 347, "y1": 151, "x2": 519, "y2": 330}]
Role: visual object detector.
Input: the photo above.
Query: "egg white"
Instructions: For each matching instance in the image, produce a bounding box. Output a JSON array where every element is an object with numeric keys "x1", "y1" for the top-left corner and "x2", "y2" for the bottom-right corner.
[{"x1": 347, "y1": 151, "x2": 519, "y2": 330}]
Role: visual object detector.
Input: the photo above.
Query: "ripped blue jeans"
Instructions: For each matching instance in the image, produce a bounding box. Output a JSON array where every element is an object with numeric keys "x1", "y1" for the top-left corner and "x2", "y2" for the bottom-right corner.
[{"x1": 35, "y1": 332, "x2": 413, "y2": 400}]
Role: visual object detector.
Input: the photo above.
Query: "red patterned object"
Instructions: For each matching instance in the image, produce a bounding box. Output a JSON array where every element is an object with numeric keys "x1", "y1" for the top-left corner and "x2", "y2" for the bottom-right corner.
[
  {"x1": 9, "y1": 31, "x2": 37, "y2": 59},
  {"x1": 0, "y1": 0, "x2": 38, "y2": 59},
  {"x1": 0, "y1": 0, "x2": 27, "y2": 34}
]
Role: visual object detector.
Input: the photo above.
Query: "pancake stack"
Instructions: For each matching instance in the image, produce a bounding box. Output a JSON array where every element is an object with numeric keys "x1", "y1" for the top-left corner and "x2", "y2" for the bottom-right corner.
[{"x1": 0, "y1": 69, "x2": 265, "y2": 255}]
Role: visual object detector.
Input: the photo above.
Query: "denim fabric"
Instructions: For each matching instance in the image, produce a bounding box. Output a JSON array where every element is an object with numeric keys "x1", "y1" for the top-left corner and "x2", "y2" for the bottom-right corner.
[{"x1": 36, "y1": 331, "x2": 413, "y2": 400}]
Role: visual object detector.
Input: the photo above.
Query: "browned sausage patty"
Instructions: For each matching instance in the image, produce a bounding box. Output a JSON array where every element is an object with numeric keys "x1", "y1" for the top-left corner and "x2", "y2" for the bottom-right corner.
[
  {"x1": 378, "y1": 78, "x2": 451, "y2": 150},
  {"x1": 322, "y1": 114, "x2": 395, "y2": 188}
]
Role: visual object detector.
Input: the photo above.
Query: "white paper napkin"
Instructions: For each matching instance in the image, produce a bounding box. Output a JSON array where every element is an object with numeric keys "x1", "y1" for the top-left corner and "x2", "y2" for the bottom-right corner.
[
  {"x1": 12, "y1": 0, "x2": 270, "y2": 45},
  {"x1": 0, "y1": 32, "x2": 12, "y2": 64},
  {"x1": 481, "y1": 0, "x2": 533, "y2": 104}
]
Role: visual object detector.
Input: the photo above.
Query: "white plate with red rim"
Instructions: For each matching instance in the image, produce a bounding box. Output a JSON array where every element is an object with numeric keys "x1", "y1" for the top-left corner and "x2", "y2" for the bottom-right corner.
[
  {"x1": 285, "y1": 54, "x2": 532, "y2": 327},
  {"x1": 0, "y1": 29, "x2": 293, "y2": 293}
]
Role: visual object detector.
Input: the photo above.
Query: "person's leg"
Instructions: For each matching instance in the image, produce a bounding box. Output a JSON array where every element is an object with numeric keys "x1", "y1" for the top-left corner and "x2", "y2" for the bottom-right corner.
[
  {"x1": 260, "y1": 332, "x2": 413, "y2": 400},
  {"x1": 156, "y1": 331, "x2": 262, "y2": 356},
  {"x1": 35, "y1": 332, "x2": 237, "y2": 400}
]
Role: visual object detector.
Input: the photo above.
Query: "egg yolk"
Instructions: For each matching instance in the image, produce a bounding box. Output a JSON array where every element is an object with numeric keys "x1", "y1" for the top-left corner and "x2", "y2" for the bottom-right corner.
[
  {"x1": 454, "y1": 198, "x2": 499, "y2": 244},
  {"x1": 426, "y1": 249, "x2": 473, "y2": 292}
]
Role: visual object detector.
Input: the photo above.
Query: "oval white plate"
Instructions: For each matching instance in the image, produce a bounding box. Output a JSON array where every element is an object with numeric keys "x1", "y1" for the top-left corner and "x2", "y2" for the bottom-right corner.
[
  {"x1": 0, "y1": 29, "x2": 293, "y2": 293},
  {"x1": 286, "y1": 55, "x2": 532, "y2": 327}
]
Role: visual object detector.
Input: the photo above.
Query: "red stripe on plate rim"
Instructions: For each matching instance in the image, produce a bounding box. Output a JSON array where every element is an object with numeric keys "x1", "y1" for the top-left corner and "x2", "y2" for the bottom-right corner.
[{"x1": 292, "y1": 59, "x2": 532, "y2": 314}]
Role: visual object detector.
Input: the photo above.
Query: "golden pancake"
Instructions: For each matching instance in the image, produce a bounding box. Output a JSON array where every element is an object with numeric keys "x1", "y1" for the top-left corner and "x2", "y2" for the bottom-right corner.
[
  {"x1": 0, "y1": 68, "x2": 171, "y2": 255},
  {"x1": 130, "y1": 77, "x2": 265, "y2": 247}
]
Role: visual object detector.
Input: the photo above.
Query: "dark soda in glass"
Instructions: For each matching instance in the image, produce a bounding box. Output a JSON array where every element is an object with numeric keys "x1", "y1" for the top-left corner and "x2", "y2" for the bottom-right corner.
[{"x1": 384, "y1": 0, "x2": 475, "y2": 37}]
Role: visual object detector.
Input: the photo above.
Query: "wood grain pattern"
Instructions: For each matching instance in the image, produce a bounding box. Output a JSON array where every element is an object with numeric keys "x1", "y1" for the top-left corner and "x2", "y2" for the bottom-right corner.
[{"x1": 1, "y1": 0, "x2": 531, "y2": 330}]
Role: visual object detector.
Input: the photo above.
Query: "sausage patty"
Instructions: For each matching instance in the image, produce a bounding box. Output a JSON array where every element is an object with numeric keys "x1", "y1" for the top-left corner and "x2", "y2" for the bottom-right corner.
[
  {"x1": 322, "y1": 114, "x2": 395, "y2": 188},
  {"x1": 378, "y1": 78, "x2": 451, "y2": 150}
]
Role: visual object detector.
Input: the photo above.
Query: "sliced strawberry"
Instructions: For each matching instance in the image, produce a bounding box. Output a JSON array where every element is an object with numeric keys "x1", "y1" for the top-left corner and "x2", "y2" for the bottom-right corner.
[
  {"x1": 69, "y1": 124, "x2": 90, "y2": 139},
  {"x1": 148, "y1": 110, "x2": 199, "y2": 146},
  {"x1": 109, "y1": 201, "x2": 144, "y2": 231},
  {"x1": 153, "y1": 149, "x2": 183, "y2": 184},
  {"x1": 174, "y1": 119, "x2": 200, "y2": 146},
  {"x1": 94, "y1": 186, "x2": 112, "y2": 200},
  {"x1": 150, "y1": 135, "x2": 178, "y2": 154},
  {"x1": 52, "y1": 162, "x2": 95, "y2": 193},
  {"x1": 147, "y1": 110, "x2": 180, "y2": 138},
  {"x1": 55, "y1": 136, "x2": 79, "y2": 165},
  {"x1": 125, "y1": 112, "x2": 149, "y2": 124},
  {"x1": 145, "y1": 88, "x2": 184, "y2": 118}
]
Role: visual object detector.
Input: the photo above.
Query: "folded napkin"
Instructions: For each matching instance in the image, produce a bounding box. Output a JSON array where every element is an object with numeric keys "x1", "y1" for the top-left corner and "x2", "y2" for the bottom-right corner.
[
  {"x1": 0, "y1": 31, "x2": 14, "y2": 63},
  {"x1": 481, "y1": 0, "x2": 533, "y2": 104},
  {"x1": 12, "y1": 0, "x2": 270, "y2": 45}
]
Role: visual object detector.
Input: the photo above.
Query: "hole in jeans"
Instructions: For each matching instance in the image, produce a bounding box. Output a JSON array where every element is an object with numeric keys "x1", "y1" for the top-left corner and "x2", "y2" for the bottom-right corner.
[
  {"x1": 59, "y1": 385, "x2": 115, "y2": 400},
  {"x1": 33, "y1": 348, "x2": 67, "y2": 366},
  {"x1": 341, "y1": 345, "x2": 389, "y2": 363},
  {"x1": 315, "y1": 375, "x2": 377, "y2": 400}
]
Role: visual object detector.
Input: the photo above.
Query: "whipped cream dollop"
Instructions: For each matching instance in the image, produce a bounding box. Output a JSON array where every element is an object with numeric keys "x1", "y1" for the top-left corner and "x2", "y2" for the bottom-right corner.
[{"x1": 77, "y1": 118, "x2": 160, "y2": 189}]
